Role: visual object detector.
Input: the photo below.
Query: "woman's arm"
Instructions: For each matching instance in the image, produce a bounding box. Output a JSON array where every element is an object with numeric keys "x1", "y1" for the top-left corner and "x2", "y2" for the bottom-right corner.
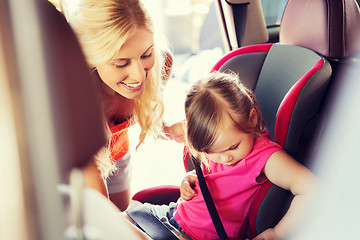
[
  {"x1": 257, "y1": 150, "x2": 318, "y2": 240},
  {"x1": 163, "y1": 120, "x2": 186, "y2": 143},
  {"x1": 82, "y1": 158, "x2": 109, "y2": 198}
]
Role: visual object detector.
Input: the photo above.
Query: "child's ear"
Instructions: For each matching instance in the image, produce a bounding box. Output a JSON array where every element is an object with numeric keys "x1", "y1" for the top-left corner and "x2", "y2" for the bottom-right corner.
[{"x1": 248, "y1": 108, "x2": 258, "y2": 128}]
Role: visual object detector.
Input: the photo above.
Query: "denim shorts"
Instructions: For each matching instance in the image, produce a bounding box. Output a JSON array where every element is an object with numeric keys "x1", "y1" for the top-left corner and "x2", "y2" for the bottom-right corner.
[{"x1": 143, "y1": 202, "x2": 192, "y2": 240}]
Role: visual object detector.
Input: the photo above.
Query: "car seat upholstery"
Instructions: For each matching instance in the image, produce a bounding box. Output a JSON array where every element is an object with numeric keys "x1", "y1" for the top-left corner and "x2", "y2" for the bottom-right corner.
[
  {"x1": 279, "y1": 0, "x2": 360, "y2": 143},
  {"x1": 248, "y1": 0, "x2": 360, "y2": 237},
  {"x1": 280, "y1": 0, "x2": 360, "y2": 60},
  {"x1": 280, "y1": 0, "x2": 360, "y2": 108},
  {"x1": 133, "y1": 0, "x2": 360, "y2": 238}
]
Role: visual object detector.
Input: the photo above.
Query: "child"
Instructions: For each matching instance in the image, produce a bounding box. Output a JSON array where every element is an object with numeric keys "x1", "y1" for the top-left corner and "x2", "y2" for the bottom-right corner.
[{"x1": 130, "y1": 71, "x2": 317, "y2": 240}]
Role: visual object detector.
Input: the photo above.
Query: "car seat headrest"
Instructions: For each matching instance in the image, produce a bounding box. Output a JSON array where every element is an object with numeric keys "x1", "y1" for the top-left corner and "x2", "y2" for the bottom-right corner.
[
  {"x1": 41, "y1": 1, "x2": 107, "y2": 173},
  {"x1": 279, "y1": 0, "x2": 360, "y2": 59}
]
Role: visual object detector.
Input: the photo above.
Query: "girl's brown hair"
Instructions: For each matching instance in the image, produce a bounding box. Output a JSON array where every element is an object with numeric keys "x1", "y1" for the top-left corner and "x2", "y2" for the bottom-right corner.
[{"x1": 185, "y1": 71, "x2": 265, "y2": 153}]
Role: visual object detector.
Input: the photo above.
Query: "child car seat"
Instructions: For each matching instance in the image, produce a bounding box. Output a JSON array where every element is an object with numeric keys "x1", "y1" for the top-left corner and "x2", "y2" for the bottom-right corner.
[
  {"x1": 183, "y1": 42, "x2": 332, "y2": 238},
  {"x1": 133, "y1": 0, "x2": 360, "y2": 238},
  {"x1": 247, "y1": 0, "x2": 360, "y2": 237}
]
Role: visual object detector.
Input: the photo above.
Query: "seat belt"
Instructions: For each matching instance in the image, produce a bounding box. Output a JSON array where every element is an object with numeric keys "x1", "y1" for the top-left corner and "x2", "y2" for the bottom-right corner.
[
  {"x1": 126, "y1": 154, "x2": 229, "y2": 240},
  {"x1": 126, "y1": 203, "x2": 179, "y2": 240},
  {"x1": 191, "y1": 155, "x2": 229, "y2": 240}
]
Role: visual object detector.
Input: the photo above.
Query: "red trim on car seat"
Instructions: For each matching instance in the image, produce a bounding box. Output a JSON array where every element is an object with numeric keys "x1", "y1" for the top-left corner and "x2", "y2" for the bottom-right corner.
[
  {"x1": 248, "y1": 180, "x2": 273, "y2": 238},
  {"x1": 132, "y1": 185, "x2": 180, "y2": 202},
  {"x1": 183, "y1": 146, "x2": 191, "y2": 172},
  {"x1": 211, "y1": 43, "x2": 273, "y2": 71},
  {"x1": 275, "y1": 59, "x2": 325, "y2": 147}
]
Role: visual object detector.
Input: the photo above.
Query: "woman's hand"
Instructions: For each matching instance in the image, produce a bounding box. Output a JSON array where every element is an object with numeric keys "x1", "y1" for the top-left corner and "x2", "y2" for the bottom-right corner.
[
  {"x1": 163, "y1": 120, "x2": 186, "y2": 143},
  {"x1": 180, "y1": 171, "x2": 198, "y2": 201}
]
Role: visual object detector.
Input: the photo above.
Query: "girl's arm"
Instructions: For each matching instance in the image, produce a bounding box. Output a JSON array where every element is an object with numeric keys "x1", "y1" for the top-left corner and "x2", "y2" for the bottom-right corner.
[
  {"x1": 82, "y1": 158, "x2": 109, "y2": 198},
  {"x1": 256, "y1": 150, "x2": 318, "y2": 240}
]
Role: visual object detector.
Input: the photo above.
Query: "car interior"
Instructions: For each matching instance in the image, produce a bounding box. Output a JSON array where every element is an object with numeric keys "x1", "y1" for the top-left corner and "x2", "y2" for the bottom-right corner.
[
  {"x1": 1, "y1": 0, "x2": 360, "y2": 239},
  {"x1": 133, "y1": 0, "x2": 360, "y2": 238}
]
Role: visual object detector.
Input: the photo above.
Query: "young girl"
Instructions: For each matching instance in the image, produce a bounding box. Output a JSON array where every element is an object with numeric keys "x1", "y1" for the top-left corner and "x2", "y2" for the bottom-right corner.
[
  {"x1": 132, "y1": 71, "x2": 317, "y2": 240},
  {"x1": 60, "y1": 0, "x2": 183, "y2": 211}
]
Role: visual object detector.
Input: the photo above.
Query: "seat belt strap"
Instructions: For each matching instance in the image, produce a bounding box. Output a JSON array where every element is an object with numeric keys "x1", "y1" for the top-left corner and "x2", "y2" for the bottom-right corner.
[
  {"x1": 191, "y1": 155, "x2": 229, "y2": 240},
  {"x1": 126, "y1": 203, "x2": 179, "y2": 240}
]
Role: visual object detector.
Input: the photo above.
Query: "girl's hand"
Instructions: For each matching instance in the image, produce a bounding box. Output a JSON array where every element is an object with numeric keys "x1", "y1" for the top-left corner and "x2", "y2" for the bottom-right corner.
[
  {"x1": 246, "y1": 228, "x2": 280, "y2": 240},
  {"x1": 180, "y1": 172, "x2": 198, "y2": 201}
]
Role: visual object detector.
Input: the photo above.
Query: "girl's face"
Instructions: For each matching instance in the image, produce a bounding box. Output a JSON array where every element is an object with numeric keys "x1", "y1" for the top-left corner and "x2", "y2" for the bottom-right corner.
[
  {"x1": 96, "y1": 28, "x2": 155, "y2": 99},
  {"x1": 205, "y1": 110, "x2": 257, "y2": 165}
]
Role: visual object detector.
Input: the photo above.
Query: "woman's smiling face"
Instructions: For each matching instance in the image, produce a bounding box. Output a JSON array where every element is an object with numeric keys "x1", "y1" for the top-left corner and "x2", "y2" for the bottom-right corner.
[{"x1": 96, "y1": 28, "x2": 155, "y2": 99}]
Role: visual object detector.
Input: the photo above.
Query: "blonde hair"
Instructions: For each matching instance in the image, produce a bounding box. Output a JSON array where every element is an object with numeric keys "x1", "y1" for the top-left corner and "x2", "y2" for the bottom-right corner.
[
  {"x1": 94, "y1": 144, "x2": 115, "y2": 180},
  {"x1": 61, "y1": 0, "x2": 166, "y2": 149},
  {"x1": 185, "y1": 71, "x2": 265, "y2": 153}
]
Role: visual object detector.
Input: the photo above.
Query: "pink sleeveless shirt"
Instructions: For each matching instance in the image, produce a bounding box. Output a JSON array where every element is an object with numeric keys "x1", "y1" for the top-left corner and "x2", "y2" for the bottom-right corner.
[{"x1": 174, "y1": 132, "x2": 283, "y2": 240}]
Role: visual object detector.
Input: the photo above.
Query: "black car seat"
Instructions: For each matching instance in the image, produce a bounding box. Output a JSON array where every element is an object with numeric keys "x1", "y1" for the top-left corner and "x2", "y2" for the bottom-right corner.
[
  {"x1": 248, "y1": 0, "x2": 360, "y2": 237},
  {"x1": 132, "y1": 0, "x2": 360, "y2": 238}
]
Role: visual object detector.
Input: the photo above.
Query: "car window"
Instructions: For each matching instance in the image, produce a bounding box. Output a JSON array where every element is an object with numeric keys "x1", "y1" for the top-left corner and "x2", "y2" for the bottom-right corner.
[
  {"x1": 261, "y1": 0, "x2": 288, "y2": 27},
  {"x1": 144, "y1": 0, "x2": 219, "y2": 54}
]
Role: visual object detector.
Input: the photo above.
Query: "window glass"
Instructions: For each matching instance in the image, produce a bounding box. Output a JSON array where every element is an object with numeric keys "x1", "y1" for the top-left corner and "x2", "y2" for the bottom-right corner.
[
  {"x1": 144, "y1": 0, "x2": 218, "y2": 55},
  {"x1": 143, "y1": 0, "x2": 223, "y2": 83},
  {"x1": 261, "y1": 0, "x2": 288, "y2": 27}
]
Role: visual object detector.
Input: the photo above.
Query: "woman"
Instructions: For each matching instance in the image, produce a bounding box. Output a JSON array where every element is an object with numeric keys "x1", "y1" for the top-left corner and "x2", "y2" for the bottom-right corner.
[{"x1": 61, "y1": 0, "x2": 182, "y2": 211}]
